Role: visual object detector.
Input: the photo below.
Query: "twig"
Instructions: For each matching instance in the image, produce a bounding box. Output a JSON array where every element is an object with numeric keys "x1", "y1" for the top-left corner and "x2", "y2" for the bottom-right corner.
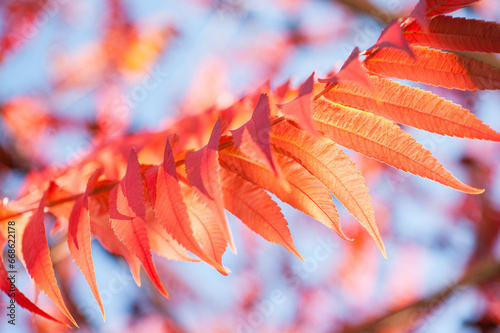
[{"x1": 338, "y1": 258, "x2": 500, "y2": 333}]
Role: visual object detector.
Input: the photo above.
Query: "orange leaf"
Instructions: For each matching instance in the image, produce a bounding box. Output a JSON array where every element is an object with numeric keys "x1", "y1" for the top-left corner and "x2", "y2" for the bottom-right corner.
[
  {"x1": 185, "y1": 118, "x2": 235, "y2": 252},
  {"x1": 364, "y1": 45, "x2": 500, "y2": 90},
  {"x1": 144, "y1": 196, "x2": 200, "y2": 263},
  {"x1": 145, "y1": 139, "x2": 228, "y2": 274},
  {"x1": 67, "y1": 169, "x2": 105, "y2": 320},
  {"x1": 220, "y1": 168, "x2": 303, "y2": 260},
  {"x1": 0, "y1": 234, "x2": 65, "y2": 326},
  {"x1": 21, "y1": 193, "x2": 78, "y2": 327},
  {"x1": 277, "y1": 72, "x2": 320, "y2": 138},
  {"x1": 414, "y1": 0, "x2": 480, "y2": 18},
  {"x1": 366, "y1": 20, "x2": 415, "y2": 59},
  {"x1": 403, "y1": 16, "x2": 500, "y2": 53},
  {"x1": 318, "y1": 48, "x2": 372, "y2": 98},
  {"x1": 312, "y1": 100, "x2": 483, "y2": 194},
  {"x1": 109, "y1": 149, "x2": 169, "y2": 298},
  {"x1": 219, "y1": 145, "x2": 350, "y2": 239},
  {"x1": 230, "y1": 93, "x2": 280, "y2": 176},
  {"x1": 89, "y1": 191, "x2": 142, "y2": 286},
  {"x1": 324, "y1": 75, "x2": 500, "y2": 141},
  {"x1": 181, "y1": 184, "x2": 228, "y2": 267},
  {"x1": 270, "y1": 121, "x2": 385, "y2": 256}
]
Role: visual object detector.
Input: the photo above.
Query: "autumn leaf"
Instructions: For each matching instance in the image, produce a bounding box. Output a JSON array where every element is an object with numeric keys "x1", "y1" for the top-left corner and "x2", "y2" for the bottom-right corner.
[
  {"x1": 312, "y1": 100, "x2": 483, "y2": 194},
  {"x1": 181, "y1": 184, "x2": 228, "y2": 267},
  {"x1": 0, "y1": 233, "x2": 65, "y2": 325},
  {"x1": 220, "y1": 145, "x2": 350, "y2": 240},
  {"x1": 270, "y1": 120, "x2": 385, "y2": 256},
  {"x1": 318, "y1": 47, "x2": 371, "y2": 96},
  {"x1": 143, "y1": 195, "x2": 200, "y2": 263},
  {"x1": 230, "y1": 93, "x2": 280, "y2": 176},
  {"x1": 364, "y1": 45, "x2": 500, "y2": 90},
  {"x1": 67, "y1": 169, "x2": 105, "y2": 320},
  {"x1": 109, "y1": 149, "x2": 169, "y2": 298},
  {"x1": 220, "y1": 168, "x2": 303, "y2": 260},
  {"x1": 89, "y1": 190, "x2": 142, "y2": 286},
  {"x1": 403, "y1": 16, "x2": 500, "y2": 53},
  {"x1": 413, "y1": 0, "x2": 480, "y2": 18},
  {"x1": 324, "y1": 75, "x2": 500, "y2": 141},
  {"x1": 21, "y1": 193, "x2": 78, "y2": 327},
  {"x1": 145, "y1": 138, "x2": 229, "y2": 274},
  {"x1": 366, "y1": 20, "x2": 415, "y2": 59},
  {"x1": 185, "y1": 118, "x2": 235, "y2": 252},
  {"x1": 277, "y1": 72, "x2": 320, "y2": 138}
]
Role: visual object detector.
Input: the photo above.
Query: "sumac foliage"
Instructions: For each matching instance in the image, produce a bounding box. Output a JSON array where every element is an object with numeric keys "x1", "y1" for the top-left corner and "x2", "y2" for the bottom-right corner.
[{"x1": 1, "y1": 0, "x2": 500, "y2": 328}]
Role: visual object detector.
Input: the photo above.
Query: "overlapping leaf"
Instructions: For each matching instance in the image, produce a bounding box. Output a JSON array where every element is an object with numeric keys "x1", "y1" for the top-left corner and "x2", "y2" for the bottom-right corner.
[
  {"x1": 185, "y1": 118, "x2": 235, "y2": 252},
  {"x1": 277, "y1": 72, "x2": 320, "y2": 138},
  {"x1": 367, "y1": 20, "x2": 415, "y2": 59},
  {"x1": 219, "y1": 145, "x2": 349, "y2": 239},
  {"x1": 89, "y1": 190, "x2": 142, "y2": 286},
  {"x1": 144, "y1": 196, "x2": 198, "y2": 263},
  {"x1": 109, "y1": 149, "x2": 169, "y2": 298},
  {"x1": 21, "y1": 194, "x2": 78, "y2": 327},
  {"x1": 403, "y1": 16, "x2": 500, "y2": 53},
  {"x1": 324, "y1": 75, "x2": 500, "y2": 140},
  {"x1": 415, "y1": 0, "x2": 480, "y2": 18},
  {"x1": 0, "y1": 234, "x2": 65, "y2": 325},
  {"x1": 230, "y1": 93, "x2": 280, "y2": 176},
  {"x1": 67, "y1": 169, "x2": 104, "y2": 319},
  {"x1": 181, "y1": 184, "x2": 228, "y2": 267},
  {"x1": 146, "y1": 138, "x2": 228, "y2": 274},
  {"x1": 312, "y1": 100, "x2": 483, "y2": 194},
  {"x1": 364, "y1": 45, "x2": 500, "y2": 90},
  {"x1": 220, "y1": 168, "x2": 303, "y2": 259},
  {"x1": 270, "y1": 120, "x2": 385, "y2": 256}
]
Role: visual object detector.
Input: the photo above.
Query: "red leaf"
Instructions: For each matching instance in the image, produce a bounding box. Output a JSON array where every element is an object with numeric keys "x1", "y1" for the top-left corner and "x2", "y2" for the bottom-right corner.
[
  {"x1": 277, "y1": 72, "x2": 320, "y2": 138},
  {"x1": 312, "y1": 100, "x2": 483, "y2": 194},
  {"x1": 67, "y1": 169, "x2": 105, "y2": 319},
  {"x1": 410, "y1": 0, "x2": 480, "y2": 29},
  {"x1": 0, "y1": 234, "x2": 65, "y2": 326},
  {"x1": 181, "y1": 184, "x2": 228, "y2": 267},
  {"x1": 416, "y1": 0, "x2": 480, "y2": 17},
  {"x1": 230, "y1": 93, "x2": 280, "y2": 176},
  {"x1": 21, "y1": 193, "x2": 78, "y2": 327},
  {"x1": 324, "y1": 75, "x2": 500, "y2": 141},
  {"x1": 403, "y1": 16, "x2": 500, "y2": 53},
  {"x1": 366, "y1": 20, "x2": 415, "y2": 59},
  {"x1": 146, "y1": 139, "x2": 229, "y2": 274},
  {"x1": 109, "y1": 149, "x2": 169, "y2": 298},
  {"x1": 89, "y1": 191, "x2": 142, "y2": 286},
  {"x1": 185, "y1": 118, "x2": 235, "y2": 252},
  {"x1": 144, "y1": 195, "x2": 200, "y2": 263},
  {"x1": 220, "y1": 145, "x2": 350, "y2": 240},
  {"x1": 220, "y1": 168, "x2": 303, "y2": 260},
  {"x1": 319, "y1": 47, "x2": 371, "y2": 93},
  {"x1": 364, "y1": 45, "x2": 500, "y2": 90},
  {"x1": 270, "y1": 121, "x2": 385, "y2": 257}
]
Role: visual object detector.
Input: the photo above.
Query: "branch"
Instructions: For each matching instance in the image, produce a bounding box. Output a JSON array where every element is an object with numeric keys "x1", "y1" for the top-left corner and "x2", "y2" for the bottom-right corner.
[
  {"x1": 339, "y1": 257, "x2": 500, "y2": 333},
  {"x1": 331, "y1": 0, "x2": 403, "y2": 25}
]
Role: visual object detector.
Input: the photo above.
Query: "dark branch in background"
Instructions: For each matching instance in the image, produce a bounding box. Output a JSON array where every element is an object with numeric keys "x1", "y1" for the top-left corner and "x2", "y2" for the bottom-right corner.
[
  {"x1": 331, "y1": 0, "x2": 402, "y2": 25},
  {"x1": 338, "y1": 258, "x2": 500, "y2": 333}
]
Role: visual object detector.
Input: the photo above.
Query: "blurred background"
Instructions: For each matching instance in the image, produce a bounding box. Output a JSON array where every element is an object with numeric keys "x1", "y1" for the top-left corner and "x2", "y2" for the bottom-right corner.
[{"x1": 0, "y1": 0, "x2": 500, "y2": 332}]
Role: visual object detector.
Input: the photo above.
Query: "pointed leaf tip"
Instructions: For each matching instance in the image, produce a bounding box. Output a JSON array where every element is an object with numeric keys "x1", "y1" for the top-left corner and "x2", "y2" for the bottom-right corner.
[
  {"x1": 110, "y1": 149, "x2": 169, "y2": 298},
  {"x1": 22, "y1": 194, "x2": 78, "y2": 327},
  {"x1": 367, "y1": 19, "x2": 415, "y2": 60},
  {"x1": 231, "y1": 93, "x2": 281, "y2": 177},
  {"x1": 318, "y1": 47, "x2": 372, "y2": 97},
  {"x1": 278, "y1": 72, "x2": 321, "y2": 138},
  {"x1": 68, "y1": 169, "x2": 105, "y2": 320},
  {"x1": 185, "y1": 118, "x2": 236, "y2": 254}
]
